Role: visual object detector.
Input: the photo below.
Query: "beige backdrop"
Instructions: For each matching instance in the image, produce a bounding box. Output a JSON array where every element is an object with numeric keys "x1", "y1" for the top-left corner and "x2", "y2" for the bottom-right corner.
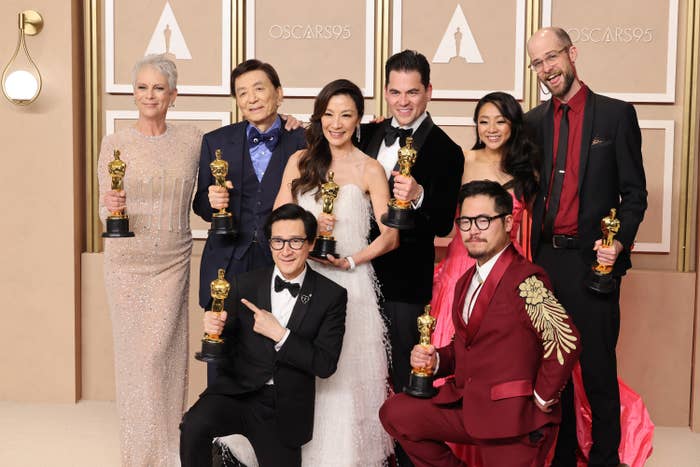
[{"x1": 1, "y1": 0, "x2": 699, "y2": 436}]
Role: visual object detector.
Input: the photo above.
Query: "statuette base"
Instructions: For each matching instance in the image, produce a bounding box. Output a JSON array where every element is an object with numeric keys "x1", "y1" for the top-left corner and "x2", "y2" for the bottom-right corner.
[
  {"x1": 404, "y1": 371, "x2": 437, "y2": 398},
  {"x1": 195, "y1": 340, "x2": 225, "y2": 363},
  {"x1": 587, "y1": 269, "x2": 617, "y2": 295},
  {"x1": 381, "y1": 205, "x2": 415, "y2": 230},
  {"x1": 310, "y1": 237, "x2": 337, "y2": 259},
  {"x1": 210, "y1": 213, "x2": 237, "y2": 237},
  {"x1": 102, "y1": 216, "x2": 135, "y2": 238}
]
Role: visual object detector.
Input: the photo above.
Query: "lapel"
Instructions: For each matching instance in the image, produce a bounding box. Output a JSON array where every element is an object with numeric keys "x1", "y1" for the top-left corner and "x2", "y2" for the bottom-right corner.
[
  {"x1": 285, "y1": 264, "x2": 316, "y2": 332},
  {"x1": 463, "y1": 245, "x2": 516, "y2": 345},
  {"x1": 261, "y1": 125, "x2": 297, "y2": 185},
  {"x1": 542, "y1": 100, "x2": 555, "y2": 194},
  {"x1": 227, "y1": 122, "x2": 248, "y2": 210},
  {"x1": 578, "y1": 91, "x2": 596, "y2": 194},
  {"x1": 365, "y1": 120, "x2": 390, "y2": 159},
  {"x1": 255, "y1": 267, "x2": 274, "y2": 319},
  {"x1": 452, "y1": 267, "x2": 475, "y2": 341}
]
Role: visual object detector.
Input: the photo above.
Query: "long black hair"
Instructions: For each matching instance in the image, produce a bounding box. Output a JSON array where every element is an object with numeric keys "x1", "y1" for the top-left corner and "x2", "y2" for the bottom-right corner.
[
  {"x1": 472, "y1": 92, "x2": 539, "y2": 203},
  {"x1": 291, "y1": 79, "x2": 364, "y2": 199}
]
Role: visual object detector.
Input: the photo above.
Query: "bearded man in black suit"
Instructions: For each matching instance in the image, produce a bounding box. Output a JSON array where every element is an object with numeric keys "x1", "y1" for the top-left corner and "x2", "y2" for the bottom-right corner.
[
  {"x1": 180, "y1": 204, "x2": 347, "y2": 467},
  {"x1": 525, "y1": 27, "x2": 647, "y2": 467}
]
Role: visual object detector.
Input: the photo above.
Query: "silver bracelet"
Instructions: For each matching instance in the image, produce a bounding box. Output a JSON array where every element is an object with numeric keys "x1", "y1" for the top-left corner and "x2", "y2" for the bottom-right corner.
[{"x1": 345, "y1": 256, "x2": 356, "y2": 270}]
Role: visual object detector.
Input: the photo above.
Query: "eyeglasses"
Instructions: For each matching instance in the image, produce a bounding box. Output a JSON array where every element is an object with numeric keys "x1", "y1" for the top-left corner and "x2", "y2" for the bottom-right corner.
[
  {"x1": 455, "y1": 213, "x2": 508, "y2": 231},
  {"x1": 528, "y1": 47, "x2": 569, "y2": 72},
  {"x1": 269, "y1": 237, "x2": 307, "y2": 250}
]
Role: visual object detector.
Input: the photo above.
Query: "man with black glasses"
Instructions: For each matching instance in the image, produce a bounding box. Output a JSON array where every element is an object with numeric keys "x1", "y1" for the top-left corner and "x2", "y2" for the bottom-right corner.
[
  {"x1": 380, "y1": 180, "x2": 580, "y2": 467},
  {"x1": 180, "y1": 204, "x2": 347, "y2": 467}
]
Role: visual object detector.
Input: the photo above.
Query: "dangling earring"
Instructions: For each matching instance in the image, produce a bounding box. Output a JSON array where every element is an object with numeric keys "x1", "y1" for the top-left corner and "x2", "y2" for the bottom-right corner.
[
  {"x1": 539, "y1": 80, "x2": 550, "y2": 96},
  {"x1": 355, "y1": 124, "x2": 361, "y2": 142}
]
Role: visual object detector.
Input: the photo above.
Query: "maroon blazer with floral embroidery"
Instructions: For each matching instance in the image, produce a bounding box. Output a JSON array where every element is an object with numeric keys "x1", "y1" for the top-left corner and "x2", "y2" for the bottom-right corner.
[{"x1": 434, "y1": 244, "x2": 581, "y2": 439}]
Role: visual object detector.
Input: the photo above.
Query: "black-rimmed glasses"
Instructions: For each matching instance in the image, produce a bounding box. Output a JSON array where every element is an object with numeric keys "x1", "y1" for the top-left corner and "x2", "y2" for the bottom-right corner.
[
  {"x1": 455, "y1": 213, "x2": 508, "y2": 232},
  {"x1": 528, "y1": 47, "x2": 569, "y2": 72},
  {"x1": 269, "y1": 237, "x2": 307, "y2": 250}
]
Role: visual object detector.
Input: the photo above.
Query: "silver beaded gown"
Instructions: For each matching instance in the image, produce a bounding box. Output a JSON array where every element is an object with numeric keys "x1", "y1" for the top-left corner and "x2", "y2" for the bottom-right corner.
[{"x1": 98, "y1": 124, "x2": 202, "y2": 467}]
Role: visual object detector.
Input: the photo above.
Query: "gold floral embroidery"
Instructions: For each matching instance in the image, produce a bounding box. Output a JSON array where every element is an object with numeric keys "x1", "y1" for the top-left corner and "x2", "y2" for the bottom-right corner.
[{"x1": 519, "y1": 276, "x2": 578, "y2": 365}]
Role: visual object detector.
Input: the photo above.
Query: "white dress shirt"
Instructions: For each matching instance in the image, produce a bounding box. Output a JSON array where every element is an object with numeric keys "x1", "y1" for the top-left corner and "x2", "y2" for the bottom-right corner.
[
  {"x1": 458, "y1": 244, "x2": 549, "y2": 406},
  {"x1": 462, "y1": 244, "x2": 509, "y2": 324},
  {"x1": 376, "y1": 112, "x2": 428, "y2": 208},
  {"x1": 266, "y1": 265, "x2": 306, "y2": 384}
]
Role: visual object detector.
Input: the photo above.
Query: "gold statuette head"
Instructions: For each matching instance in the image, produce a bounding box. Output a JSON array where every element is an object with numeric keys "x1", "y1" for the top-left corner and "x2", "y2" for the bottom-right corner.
[
  {"x1": 397, "y1": 136, "x2": 417, "y2": 177},
  {"x1": 417, "y1": 304, "x2": 436, "y2": 347},
  {"x1": 210, "y1": 149, "x2": 229, "y2": 188},
  {"x1": 320, "y1": 170, "x2": 340, "y2": 215},
  {"x1": 210, "y1": 268, "x2": 231, "y2": 301},
  {"x1": 108, "y1": 149, "x2": 127, "y2": 191}
]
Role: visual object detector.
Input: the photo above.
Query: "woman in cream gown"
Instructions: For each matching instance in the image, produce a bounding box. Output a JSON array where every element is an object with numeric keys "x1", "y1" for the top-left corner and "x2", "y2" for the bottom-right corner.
[{"x1": 275, "y1": 79, "x2": 397, "y2": 466}]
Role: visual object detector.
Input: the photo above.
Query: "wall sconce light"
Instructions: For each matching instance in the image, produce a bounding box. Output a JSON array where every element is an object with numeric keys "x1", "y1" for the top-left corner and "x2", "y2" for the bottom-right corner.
[{"x1": 2, "y1": 10, "x2": 43, "y2": 105}]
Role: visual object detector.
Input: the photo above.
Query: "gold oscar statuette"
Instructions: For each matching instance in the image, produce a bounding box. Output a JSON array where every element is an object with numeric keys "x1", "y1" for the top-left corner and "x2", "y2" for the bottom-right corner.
[
  {"x1": 310, "y1": 170, "x2": 340, "y2": 259},
  {"x1": 404, "y1": 304, "x2": 438, "y2": 398},
  {"x1": 381, "y1": 136, "x2": 418, "y2": 229},
  {"x1": 209, "y1": 149, "x2": 237, "y2": 237},
  {"x1": 102, "y1": 149, "x2": 135, "y2": 238},
  {"x1": 587, "y1": 208, "x2": 621, "y2": 294},
  {"x1": 195, "y1": 268, "x2": 230, "y2": 362}
]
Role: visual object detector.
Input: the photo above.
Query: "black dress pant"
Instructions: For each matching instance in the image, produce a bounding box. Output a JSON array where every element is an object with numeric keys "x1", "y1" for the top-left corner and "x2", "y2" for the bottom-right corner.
[
  {"x1": 536, "y1": 243, "x2": 621, "y2": 467},
  {"x1": 381, "y1": 300, "x2": 424, "y2": 467},
  {"x1": 180, "y1": 387, "x2": 300, "y2": 467}
]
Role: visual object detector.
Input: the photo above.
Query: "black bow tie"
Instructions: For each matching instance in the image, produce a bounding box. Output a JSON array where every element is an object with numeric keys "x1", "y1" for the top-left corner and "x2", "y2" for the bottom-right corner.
[
  {"x1": 249, "y1": 127, "x2": 281, "y2": 152},
  {"x1": 384, "y1": 126, "x2": 413, "y2": 147},
  {"x1": 274, "y1": 275, "x2": 301, "y2": 297}
]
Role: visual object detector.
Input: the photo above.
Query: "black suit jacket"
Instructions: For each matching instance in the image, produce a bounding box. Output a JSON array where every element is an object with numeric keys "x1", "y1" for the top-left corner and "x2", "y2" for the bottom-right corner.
[
  {"x1": 204, "y1": 266, "x2": 347, "y2": 447},
  {"x1": 359, "y1": 115, "x2": 464, "y2": 303},
  {"x1": 193, "y1": 121, "x2": 306, "y2": 307},
  {"x1": 525, "y1": 90, "x2": 647, "y2": 275}
]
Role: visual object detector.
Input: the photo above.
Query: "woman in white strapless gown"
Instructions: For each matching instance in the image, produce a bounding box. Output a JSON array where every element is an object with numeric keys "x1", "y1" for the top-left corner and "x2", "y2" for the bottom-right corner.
[{"x1": 275, "y1": 79, "x2": 398, "y2": 466}]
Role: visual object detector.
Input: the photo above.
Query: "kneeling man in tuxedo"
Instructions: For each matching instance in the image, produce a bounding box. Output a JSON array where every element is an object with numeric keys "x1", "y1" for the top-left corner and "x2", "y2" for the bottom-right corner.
[
  {"x1": 379, "y1": 181, "x2": 581, "y2": 467},
  {"x1": 180, "y1": 203, "x2": 347, "y2": 467}
]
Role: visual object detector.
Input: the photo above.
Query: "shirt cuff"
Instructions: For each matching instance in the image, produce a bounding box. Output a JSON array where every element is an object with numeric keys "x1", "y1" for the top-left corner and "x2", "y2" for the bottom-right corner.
[
  {"x1": 411, "y1": 185, "x2": 424, "y2": 209},
  {"x1": 274, "y1": 329, "x2": 291, "y2": 351},
  {"x1": 533, "y1": 389, "x2": 550, "y2": 406}
]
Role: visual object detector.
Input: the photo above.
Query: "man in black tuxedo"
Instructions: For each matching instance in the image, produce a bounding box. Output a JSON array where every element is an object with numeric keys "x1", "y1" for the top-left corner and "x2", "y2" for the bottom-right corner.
[
  {"x1": 358, "y1": 50, "x2": 463, "y2": 466},
  {"x1": 180, "y1": 204, "x2": 347, "y2": 467},
  {"x1": 525, "y1": 27, "x2": 647, "y2": 467},
  {"x1": 193, "y1": 59, "x2": 305, "y2": 383}
]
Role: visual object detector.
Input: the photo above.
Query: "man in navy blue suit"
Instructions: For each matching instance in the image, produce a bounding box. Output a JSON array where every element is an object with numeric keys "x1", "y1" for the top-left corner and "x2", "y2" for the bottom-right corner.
[{"x1": 193, "y1": 60, "x2": 305, "y2": 383}]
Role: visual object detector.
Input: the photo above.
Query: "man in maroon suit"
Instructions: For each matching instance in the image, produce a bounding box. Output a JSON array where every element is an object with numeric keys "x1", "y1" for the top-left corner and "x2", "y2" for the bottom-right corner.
[{"x1": 380, "y1": 180, "x2": 581, "y2": 467}]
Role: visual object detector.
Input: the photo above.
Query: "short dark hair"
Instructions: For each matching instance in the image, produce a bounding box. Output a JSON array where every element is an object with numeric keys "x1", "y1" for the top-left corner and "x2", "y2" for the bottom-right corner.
[
  {"x1": 458, "y1": 180, "x2": 513, "y2": 215},
  {"x1": 264, "y1": 203, "x2": 318, "y2": 240},
  {"x1": 385, "y1": 50, "x2": 430, "y2": 88},
  {"x1": 230, "y1": 59, "x2": 282, "y2": 97}
]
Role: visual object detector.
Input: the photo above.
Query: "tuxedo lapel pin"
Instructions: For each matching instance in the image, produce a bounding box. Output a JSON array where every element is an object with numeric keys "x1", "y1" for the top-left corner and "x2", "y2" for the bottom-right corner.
[{"x1": 300, "y1": 293, "x2": 312, "y2": 304}]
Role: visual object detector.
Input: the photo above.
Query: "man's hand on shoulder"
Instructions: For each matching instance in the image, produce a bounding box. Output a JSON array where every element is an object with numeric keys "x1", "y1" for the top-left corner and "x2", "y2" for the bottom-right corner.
[{"x1": 280, "y1": 114, "x2": 303, "y2": 131}]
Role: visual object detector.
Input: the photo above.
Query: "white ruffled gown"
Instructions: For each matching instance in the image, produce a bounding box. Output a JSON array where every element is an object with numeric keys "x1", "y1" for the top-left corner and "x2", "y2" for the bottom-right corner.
[{"x1": 298, "y1": 184, "x2": 393, "y2": 466}]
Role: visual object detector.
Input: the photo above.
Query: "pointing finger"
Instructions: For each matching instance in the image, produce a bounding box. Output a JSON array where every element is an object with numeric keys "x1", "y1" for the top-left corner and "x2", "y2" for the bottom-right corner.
[{"x1": 241, "y1": 298, "x2": 261, "y2": 314}]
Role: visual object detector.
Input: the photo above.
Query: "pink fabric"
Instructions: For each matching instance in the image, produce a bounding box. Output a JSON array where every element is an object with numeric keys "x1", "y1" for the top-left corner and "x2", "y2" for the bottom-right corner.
[{"x1": 571, "y1": 363, "x2": 654, "y2": 467}]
